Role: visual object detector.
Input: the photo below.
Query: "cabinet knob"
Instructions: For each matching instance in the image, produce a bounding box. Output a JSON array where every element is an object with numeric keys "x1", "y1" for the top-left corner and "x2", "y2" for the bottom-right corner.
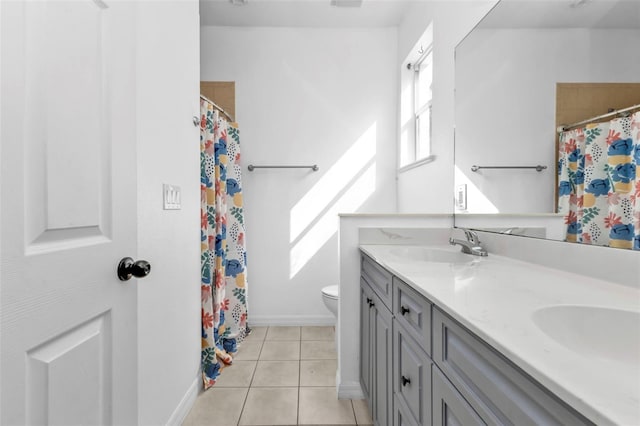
[
  {"x1": 400, "y1": 305, "x2": 410, "y2": 316},
  {"x1": 369, "y1": 301, "x2": 375, "y2": 308},
  {"x1": 401, "y1": 376, "x2": 411, "y2": 386},
  {"x1": 366, "y1": 297, "x2": 372, "y2": 304}
]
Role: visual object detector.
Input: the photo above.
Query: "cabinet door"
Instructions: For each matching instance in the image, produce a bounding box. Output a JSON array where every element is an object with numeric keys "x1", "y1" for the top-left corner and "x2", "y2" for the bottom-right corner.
[
  {"x1": 360, "y1": 279, "x2": 374, "y2": 405},
  {"x1": 433, "y1": 367, "x2": 486, "y2": 426},
  {"x1": 372, "y1": 296, "x2": 393, "y2": 426},
  {"x1": 433, "y1": 308, "x2": 593, "y2": 426},
  {"x1": 394, "y1": 395, "x2": 417, "y2": 426},
  {"x1": 394, "y1": 321, "x2": 432, "y2": 425}
]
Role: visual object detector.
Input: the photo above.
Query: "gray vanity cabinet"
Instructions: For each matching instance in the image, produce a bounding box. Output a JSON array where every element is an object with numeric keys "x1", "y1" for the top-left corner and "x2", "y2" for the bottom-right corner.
[
  {"x1": 359, "y1": 253, "x2": 600, "y2": 426},
  {"x1": 432, "y1": 307, "x2": 593, "y2": 426},
  {"x1": 360, "y1": 255, "x2": 393, "y2": 426}
]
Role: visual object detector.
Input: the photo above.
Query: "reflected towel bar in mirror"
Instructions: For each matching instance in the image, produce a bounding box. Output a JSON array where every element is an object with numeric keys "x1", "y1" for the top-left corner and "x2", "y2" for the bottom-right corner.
[
  {"x1": 247, "y1": 164, "x2": 319, "y2": 171},
  {"x1": 471, "y1": 165, "x2": 547, "y2": 172}
]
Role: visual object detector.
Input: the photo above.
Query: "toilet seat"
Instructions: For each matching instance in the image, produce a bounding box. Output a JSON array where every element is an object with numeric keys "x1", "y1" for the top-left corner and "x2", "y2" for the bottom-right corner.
[{"x1": 321, "y1": 285, "x2": 339, "y2": 299}]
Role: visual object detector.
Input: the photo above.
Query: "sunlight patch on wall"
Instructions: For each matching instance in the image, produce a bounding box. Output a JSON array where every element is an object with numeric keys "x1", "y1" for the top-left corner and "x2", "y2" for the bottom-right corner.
[
  {"x1": 454, "y1": 165, "x2": 499, "y2": 214},
  {"x1": 290, "y1": 122, "x2": 377, "y2": 243},
  {"x1": 290, "y1": 161, "x2": 376, "y2": 278}
]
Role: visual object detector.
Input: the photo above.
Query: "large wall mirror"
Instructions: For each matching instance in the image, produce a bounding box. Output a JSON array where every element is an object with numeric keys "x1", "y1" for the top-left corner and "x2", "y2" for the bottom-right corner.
[{"x1": 453, "y1": 0, "x2": 640, "y2": 249}]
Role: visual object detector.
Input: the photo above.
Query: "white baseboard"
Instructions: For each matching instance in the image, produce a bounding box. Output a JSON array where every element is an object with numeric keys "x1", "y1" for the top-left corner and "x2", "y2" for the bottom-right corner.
[
  {"x1": 337, "y1": 380, "x2": 365, "y2": 400},
  {"x1": 166, "y1": 375, "x2": 200, "y2": 426},
  {"x1": 249, "y1": 314, "x2": 336, "y2": 327}
]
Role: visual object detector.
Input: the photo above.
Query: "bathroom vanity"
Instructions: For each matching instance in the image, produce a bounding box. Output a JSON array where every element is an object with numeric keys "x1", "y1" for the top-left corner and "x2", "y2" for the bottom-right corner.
[{"x1": 358, "y1": 245, "x2": 640, "y2": 426}]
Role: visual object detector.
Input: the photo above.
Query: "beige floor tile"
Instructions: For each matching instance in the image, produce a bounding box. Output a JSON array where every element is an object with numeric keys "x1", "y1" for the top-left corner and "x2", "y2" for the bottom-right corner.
[
  {"x1": 182, "y1": 387, "x2": 248, "y2": 426},
  {"x1": 351, "y1": 399, "x2": 373, "y2": 425},
  {"x1": 301, "y1": 340, "x2": 336, "y2": 360},
  {"x1": 244, "y1": 326, "x2": 268, "y2": 342},
  {"x1": 301, "y1": 326, "x2": 335, "y2": 341},
  {"x1": 265, "y1": 326, "x2": 301, "y2": 341},
  {"x1": 298, "y1": 387, "x2": 356, "y2": 425},
  {"x1": 214, "y1": 361, "x2": 257, "y2": 387},
  {"x1": 300, "y1": 360, "x2": 337, "y2": 387},
  {"x1": 238, "y1": 387, "x2": 298, "y2": 425},
  {"x1": 234, "y1": 340, "x2": 264, "y2": 361},
  {"x1": 252, "y1": 360, "x2": 300, "y2": 387},
  {"x1": 259, "y1": 340, "x2": 301, "y2": 361}
]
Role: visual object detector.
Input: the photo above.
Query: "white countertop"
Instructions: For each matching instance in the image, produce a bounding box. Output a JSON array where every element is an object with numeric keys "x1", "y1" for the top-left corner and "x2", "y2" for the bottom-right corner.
[{"x1": 360, "y1": 244, "x2": 640, "y2": 426}]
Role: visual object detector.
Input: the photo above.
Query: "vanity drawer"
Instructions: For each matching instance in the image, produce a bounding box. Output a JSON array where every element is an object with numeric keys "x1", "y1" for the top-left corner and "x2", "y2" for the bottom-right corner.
[
  {"x1": 432, "y1": 307, "x2": 593, "y2": 426},
  {"x1": 361, "y1": 254, "x2": 393, "y2": 310},
  {"x1": 393, "y1": 319, "x2": 432, "y2": 425},
  {"x1": 393, "y1": 277, "x2": 432, "y2": 356}
]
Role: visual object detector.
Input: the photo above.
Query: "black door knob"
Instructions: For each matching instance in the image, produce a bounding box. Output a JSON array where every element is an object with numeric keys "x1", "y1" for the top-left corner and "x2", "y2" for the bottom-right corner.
[{"x1": 118, "y1": 257, "x2": 151, "y2": 281}]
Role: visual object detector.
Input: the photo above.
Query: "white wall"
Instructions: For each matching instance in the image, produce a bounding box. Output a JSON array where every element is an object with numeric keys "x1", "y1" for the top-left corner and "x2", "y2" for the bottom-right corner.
[
  {"x1": 455, "y1": 28, "x2": 640, "y2": 214},
  {"x1": 200, "y1": 26, "x2": 398, "y2": 325},
  {"x1": 136, "y1": 2, "x2": 201, "y2": 425},
  {"x1": 396, "y1": 1, "x2": 497, "y2": 213}
]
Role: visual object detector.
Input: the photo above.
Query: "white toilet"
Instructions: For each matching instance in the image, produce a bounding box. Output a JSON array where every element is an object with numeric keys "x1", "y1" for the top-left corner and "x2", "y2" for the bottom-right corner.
[{"x1": 321, "y1": 285, "x2": 339, "y2": 318}]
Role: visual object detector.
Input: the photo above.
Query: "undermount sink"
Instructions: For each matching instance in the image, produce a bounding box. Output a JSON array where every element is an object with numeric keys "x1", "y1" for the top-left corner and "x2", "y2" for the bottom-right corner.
[
  {"x1": 388, "y1": 247, "x2": 474, "y2": 264},
  {"x1": 532, "y1": 305, "x2": 640, "y2": 365}
]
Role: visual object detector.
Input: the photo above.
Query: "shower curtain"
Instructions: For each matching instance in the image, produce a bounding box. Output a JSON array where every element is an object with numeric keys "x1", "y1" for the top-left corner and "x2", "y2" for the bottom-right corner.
[
  {"x1": 200, "y1": 98, "x2": 250, "y2": 389},
  {"x1": 558, "y1": 111, "x2": 640, "y2": 250}
]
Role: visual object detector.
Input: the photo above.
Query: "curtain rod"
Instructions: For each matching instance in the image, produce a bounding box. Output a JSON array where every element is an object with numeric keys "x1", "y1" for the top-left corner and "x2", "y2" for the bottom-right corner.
[
  {"x1": 558, "y1": 103, "x2": 640, "y2": 132},
  {"x1": 200, "y1": 94, "x2": 234, "y2": 122}
]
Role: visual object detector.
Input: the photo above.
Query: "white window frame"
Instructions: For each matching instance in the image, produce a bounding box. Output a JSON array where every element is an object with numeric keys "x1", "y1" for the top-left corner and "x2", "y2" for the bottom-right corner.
[
  {"x1": 413, "y1": 47, "x2": 433, "y2": 162},
  {"x1": 399, "y1": 43, "x2": 435, "y2": 172}
]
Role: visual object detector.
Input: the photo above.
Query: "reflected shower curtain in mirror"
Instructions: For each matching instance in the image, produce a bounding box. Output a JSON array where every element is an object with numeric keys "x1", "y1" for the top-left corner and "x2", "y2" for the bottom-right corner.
[
  {"x1": 558, "y1": 111, "x2": 640, "y2": 250},
  {"x1": 200, "y1": 98, "x2": 250, "y2": 389}
]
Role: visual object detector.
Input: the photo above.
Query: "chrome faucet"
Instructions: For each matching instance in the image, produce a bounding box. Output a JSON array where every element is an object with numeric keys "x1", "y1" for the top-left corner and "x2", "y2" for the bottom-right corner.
[{"x1": 449, "y1": 230, "x2": 488, "y2": 256}]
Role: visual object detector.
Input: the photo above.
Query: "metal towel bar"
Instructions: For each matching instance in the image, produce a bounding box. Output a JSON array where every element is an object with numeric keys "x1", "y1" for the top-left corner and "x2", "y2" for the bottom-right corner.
[
  {"x1": 247, "y1": 164, "x2": 319, "y2": 172},
  {"x1": 471, "y1": 165, "x2": 547, "y2": 172}
]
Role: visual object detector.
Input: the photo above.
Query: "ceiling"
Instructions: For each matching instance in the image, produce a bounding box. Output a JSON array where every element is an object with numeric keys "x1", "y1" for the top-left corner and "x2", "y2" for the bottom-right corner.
[
  {"x1": 478, "y1": 0, "x2": 640, "y2": 29},
  {"x1": 199, "y1": 0, "x2": 414, "y2": 27}
]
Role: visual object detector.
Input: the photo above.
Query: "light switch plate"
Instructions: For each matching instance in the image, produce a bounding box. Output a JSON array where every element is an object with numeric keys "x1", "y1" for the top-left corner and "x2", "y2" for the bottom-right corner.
[
  {"x1": 163, "y1": 184, "x2": 181, "y2": 210},
  {"x1": 456, "y1": 184, "x2": 467, "y2": 210}
]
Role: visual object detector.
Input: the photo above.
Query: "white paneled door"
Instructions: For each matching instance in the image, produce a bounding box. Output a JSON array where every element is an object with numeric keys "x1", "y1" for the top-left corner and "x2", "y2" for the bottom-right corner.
[{"x1": 2, "y1": 1, "x2": 139, "y2": 424}]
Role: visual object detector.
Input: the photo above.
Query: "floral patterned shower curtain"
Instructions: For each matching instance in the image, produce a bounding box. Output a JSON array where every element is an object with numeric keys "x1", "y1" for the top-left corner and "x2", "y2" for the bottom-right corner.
[
  {"x1": 558, "y1": 111, "x2": 640, "y2": 250},
  {"x1": 200, "y1": 98, "x2": 250, "y2": 389}
]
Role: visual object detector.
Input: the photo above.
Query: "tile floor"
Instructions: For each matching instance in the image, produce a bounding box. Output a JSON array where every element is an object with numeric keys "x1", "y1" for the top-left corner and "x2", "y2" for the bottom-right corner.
[{"x1": 182, "y1": 326, "x2": 373, "y2": 426}]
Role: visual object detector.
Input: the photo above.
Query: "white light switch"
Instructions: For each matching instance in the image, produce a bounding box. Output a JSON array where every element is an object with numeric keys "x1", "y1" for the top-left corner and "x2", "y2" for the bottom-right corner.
[
  {"x1": 163, "y1": 184, "x2": 181, "y2": 210},
  {"x1": 456, "y1": 184, "x2": 467, "y2": 210}
]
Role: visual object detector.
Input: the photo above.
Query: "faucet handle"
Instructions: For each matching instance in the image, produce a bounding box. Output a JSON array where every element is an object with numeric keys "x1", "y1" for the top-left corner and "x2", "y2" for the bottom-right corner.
[{"x1": 463, "y1": 229, "x2": 480, "y2": 244}]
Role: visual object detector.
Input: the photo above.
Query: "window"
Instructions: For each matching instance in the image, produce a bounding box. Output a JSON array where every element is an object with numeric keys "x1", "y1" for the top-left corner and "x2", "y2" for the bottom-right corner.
[
  {"x1": 399, "y1": 23, "x2": 434, "y2": 170},
  {"x1": 413, "y1": 48, "x2": 433, "y2": 161}
]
